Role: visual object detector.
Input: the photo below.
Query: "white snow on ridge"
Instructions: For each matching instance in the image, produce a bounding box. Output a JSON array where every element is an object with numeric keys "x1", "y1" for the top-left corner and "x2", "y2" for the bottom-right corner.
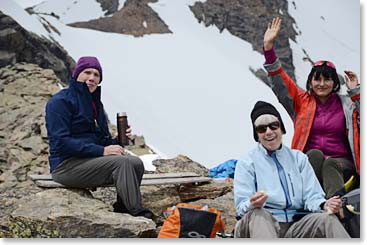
[
  {"x1": 32, "y1": 0, "x2": 105, "y2": 24},
  {"x1": 0, "y1": 0, "x2": 51, "y2": 39}
]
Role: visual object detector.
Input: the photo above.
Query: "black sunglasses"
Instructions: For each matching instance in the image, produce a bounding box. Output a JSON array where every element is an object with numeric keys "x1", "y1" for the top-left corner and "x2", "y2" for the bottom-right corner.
[{"x1": 255, "y1": 121, "x2": 281, "y2": 134}]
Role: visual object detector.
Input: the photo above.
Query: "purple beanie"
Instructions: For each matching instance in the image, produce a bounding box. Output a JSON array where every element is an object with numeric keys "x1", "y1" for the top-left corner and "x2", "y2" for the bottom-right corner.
[{"x1": 72, "y1": 56, "x2": 103, "y2": 82}]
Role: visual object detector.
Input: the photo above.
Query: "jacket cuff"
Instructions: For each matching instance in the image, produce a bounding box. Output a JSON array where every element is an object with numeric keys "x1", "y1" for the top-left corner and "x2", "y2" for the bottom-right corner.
[
  {"x1": 94, "y1": 145, "x2": 105, "y2": 156},
  {"x1": 314, "y1": 198, "x2": 327, "y2": 212},
  {"x1": 238, "y1": 200, "x2": 254, "y2": 217},
  {"x1": 319, "y1": 201, "x2": 326, "y2": 210},
  {"x1": 263, "y1": 59, "x2": 282, "y2": 74},
  {"x1": 263, "y1": 46, "x2": 277, "y2": 64},
  {"x1": 347, "y1": 86, "x2": 360, "y2": 100}
]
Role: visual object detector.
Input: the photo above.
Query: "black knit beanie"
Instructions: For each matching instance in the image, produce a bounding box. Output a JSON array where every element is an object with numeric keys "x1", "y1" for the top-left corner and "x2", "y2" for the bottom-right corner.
[{"x1": 250, "y1": 101, "x2": 286, "y2": 141}]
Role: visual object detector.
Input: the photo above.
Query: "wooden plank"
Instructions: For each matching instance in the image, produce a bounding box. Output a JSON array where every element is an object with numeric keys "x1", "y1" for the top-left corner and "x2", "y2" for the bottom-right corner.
[
  {"x1": 35, "y1": 180, "x2": 66, "y2": 188},
  {"x1": 29, "y1": 174, "x2": 52, "y2": 181},
  {"x1": 34, "y1": 177, "x2": 212, "y2": 188},
  {"x1": 30, "y1": 172, "x2": 200, "y2": 181},
  {"x1": 142, "y1": 172, "x2": 200, "y2": 179},
  {"x1": 142, "y1": 177, "x2": 211, "y2": 186}
]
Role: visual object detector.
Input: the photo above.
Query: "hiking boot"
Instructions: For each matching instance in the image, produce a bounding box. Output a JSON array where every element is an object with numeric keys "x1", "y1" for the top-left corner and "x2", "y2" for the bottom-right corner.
[
  {"x1": 132, "y1": 209, "x2": 154, "y2": 219},
  {"x1": 113, "y1": 195, "x2": 128, "y2": 213},
  {"x1": 112, "y1": 201, "x2": 129, "y2": 213}
]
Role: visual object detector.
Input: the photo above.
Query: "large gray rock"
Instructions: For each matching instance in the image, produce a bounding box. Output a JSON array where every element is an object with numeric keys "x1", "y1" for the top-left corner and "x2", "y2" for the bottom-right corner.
[
  {"x1": 0, "y1": 63, "x2": 59, "y2": 188},
  {"x1": 9, "y1": 188, "x2": 156, "y2": 238},
  {"x1": 153, "y1": 155, "x2": 209, "y2": 177},
  {"x1": 178, "y1": 180, "x2": 232, "y2": 202}
]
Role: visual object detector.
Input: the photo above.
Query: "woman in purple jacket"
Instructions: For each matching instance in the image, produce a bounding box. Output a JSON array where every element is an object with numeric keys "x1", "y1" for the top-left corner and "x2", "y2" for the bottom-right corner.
[{"x1": 261, "y1": 17, "x2": 360, "y2": 198}]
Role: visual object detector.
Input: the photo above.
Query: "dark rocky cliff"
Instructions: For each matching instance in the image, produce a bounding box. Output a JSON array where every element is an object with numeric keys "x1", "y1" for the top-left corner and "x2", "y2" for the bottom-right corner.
[{"x1": 0, "y1": 11, "x2": 75, "y2": 85}]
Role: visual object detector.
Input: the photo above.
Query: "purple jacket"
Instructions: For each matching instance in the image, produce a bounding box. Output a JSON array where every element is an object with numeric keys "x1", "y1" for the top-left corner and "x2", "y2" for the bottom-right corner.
[{"x1": 303, "y1": 93, "x2": 352, "y2": 160}]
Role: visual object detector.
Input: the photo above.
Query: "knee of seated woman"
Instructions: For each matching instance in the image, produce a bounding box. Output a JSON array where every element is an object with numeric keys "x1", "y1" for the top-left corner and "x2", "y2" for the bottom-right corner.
[
  {"x1": 306, "y1": 149, "x2": 324, "y2": 160},
  {"x1": 323, "y1": 157, "x2": 340, "y2": 169},
  {"x1": 313, "y1": 212, "x2": 340, "y2": 223}
]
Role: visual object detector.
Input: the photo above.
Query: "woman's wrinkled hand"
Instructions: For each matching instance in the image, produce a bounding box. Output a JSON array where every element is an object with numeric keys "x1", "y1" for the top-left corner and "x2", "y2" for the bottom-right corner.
[
  {"x1": 250, "y1": 191, "x2": 268, "y2": 208},
  {"x1": 324, "y1": 196, "x2": 343, "y2": 214}
]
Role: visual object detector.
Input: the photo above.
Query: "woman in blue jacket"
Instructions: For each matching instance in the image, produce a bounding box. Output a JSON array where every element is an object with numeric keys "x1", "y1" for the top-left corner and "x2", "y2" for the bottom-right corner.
[
  {"x1": 45, "y1": 56, "x2": 152, "y2": 219},
  {"x1": 233, "y1": 101, "x2": 349, "y2": 238}
]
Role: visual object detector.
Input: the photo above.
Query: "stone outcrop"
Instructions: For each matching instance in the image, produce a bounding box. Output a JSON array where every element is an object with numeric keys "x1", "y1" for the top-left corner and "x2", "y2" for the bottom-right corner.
[
  {"x1": 9, "y1": 188, "x2": 156, "y2": 238},
  {"x1": 189, "y1": 0, "x2": 298, "y2": 81},
  {"x1": 0, "y1": 11, "x2": 75, "y2": 85},
  {"x1": 0, "y1": 63, "x2": 66, "y2": 232},
  {"x1": 0, "y1": 63, "x2": 59, "y2": 183},
  {"x1": 153, "y1": 155, "x2": 209, "y2": 177},
  {"x1": 68, "y1": 0, "x2": 171, "y2": 37}
]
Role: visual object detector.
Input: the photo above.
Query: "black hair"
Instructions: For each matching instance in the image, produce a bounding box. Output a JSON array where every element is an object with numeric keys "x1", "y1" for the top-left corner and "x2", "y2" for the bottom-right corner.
[{"x1": 306, "y1": 63, "x2": 340, "y2": 92}]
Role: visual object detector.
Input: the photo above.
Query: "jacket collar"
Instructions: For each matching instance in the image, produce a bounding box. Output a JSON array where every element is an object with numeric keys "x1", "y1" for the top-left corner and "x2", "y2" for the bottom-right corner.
[
  {"x1": 257, "y1": 142, "x2": 284, "y2": 157},
  {"x1": 313, "y1": 92, "x2": 338, "y2": 106},
  {"x1": 69, "y1": 78, "x2": 102, "y2": 101}
]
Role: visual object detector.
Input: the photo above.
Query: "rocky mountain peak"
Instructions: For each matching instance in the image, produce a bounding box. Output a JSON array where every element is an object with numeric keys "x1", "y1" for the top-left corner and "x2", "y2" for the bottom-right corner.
[{"x1": 68, "y1": 0, "x2": 172, "y2": 37}]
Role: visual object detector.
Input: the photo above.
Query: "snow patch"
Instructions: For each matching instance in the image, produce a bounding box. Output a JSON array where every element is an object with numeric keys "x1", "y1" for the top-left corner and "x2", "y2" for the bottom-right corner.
[{"x1": 32, "y1": 0, "x2": 105, "y2": 24}]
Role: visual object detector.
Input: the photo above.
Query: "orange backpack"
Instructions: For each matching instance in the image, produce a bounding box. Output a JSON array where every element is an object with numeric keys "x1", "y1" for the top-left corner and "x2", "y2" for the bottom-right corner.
[{"x1": 158, "y1": 203, "x2": 225, "y2": 238}]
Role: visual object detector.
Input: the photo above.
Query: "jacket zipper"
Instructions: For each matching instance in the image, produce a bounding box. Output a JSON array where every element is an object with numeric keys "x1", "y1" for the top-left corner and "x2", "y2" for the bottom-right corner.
[{"x1": 288, "y1": 173, "x2": 295, "y2": 197}]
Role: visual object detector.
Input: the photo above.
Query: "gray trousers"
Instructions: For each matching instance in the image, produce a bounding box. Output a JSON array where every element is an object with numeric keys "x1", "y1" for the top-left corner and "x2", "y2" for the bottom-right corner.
[
  {"x1": 307, "y1": 149, "x2": 355, "y2": 198},
  {"x1": 234, "y1": 208, "x2": 350, "y2": 238},
  {"x1": 52, "y1": 155, "x2": 145, "y2": 215}
]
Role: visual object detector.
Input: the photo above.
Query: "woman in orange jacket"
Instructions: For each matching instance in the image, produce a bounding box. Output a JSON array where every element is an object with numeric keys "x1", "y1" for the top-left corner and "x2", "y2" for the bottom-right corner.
[{"x1": 261, "y1": 17, "x2": 360, "y2": 198}]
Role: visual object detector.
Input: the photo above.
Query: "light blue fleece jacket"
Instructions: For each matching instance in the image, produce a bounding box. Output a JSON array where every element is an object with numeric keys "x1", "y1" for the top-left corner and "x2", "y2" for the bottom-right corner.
[{"x1": 234, "y1": 143, "x2": 326, "y2": 222}]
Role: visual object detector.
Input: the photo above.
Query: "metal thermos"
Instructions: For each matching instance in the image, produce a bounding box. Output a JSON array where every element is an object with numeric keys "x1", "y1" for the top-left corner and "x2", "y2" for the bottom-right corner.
[{"x1": 117, "y1": 112, "x2": 129, "y2": 146}]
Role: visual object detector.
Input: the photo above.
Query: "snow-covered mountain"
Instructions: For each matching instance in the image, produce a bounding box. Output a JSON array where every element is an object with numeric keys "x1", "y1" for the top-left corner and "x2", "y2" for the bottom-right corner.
[{"x1": 0, "y1": 0, "x2": 360, "y2": 168}]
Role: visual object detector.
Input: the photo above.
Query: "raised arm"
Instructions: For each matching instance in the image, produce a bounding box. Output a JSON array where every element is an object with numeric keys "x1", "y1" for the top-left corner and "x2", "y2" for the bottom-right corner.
[
  {"x1": 344, "y1": 70, "x2": 359, "y2": 90},
  {"x1": 263, "y1": 17, "x2": 282, "y2": 51}
]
